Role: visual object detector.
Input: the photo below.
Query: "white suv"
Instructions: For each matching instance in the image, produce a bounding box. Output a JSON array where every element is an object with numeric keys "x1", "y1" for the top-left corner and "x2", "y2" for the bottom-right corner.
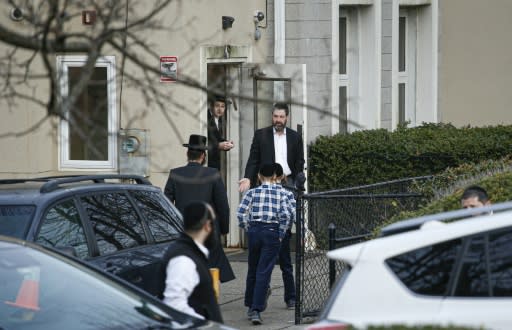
[{"x1": 308, "y1": 202, "x2": 512, "y2": 330}]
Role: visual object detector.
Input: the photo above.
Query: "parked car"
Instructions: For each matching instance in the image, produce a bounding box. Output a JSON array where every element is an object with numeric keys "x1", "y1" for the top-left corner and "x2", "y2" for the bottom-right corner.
[
  {"x1": 0, "y1": 175, "x2": 182, "y2": 296},
  {"x1": 308, "y1": 201, "x2": 512, "y2": 330},
  {"x1": 0, "y1": 235, "x2": 235, "y2": 329}
]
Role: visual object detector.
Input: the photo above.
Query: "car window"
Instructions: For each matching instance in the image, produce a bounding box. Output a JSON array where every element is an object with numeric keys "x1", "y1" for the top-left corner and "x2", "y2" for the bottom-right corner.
[
  {"x1": 36, "y1": 199, "x2": 90, "y2": 259},
  {"x1": 0, "y1": 205, "x2": 35, "y2": 238},
  {"x1": 130, "y1": 190, "x2": 183, "y2": 242},
  {"x1": 1, "y1": 242, "x2": 199, "y2": 329},
  {"x1": 489, "y1": 228, "x2": 512, "y2": 296},
  {"x1": 80, "y1": 192, "x2": 147, "y2": 255},
  {"x1": 454, "y1": 235, "x2": 489, "y2": 297},
  {"x1": 386, "y1": 238, "x2": 462, "y2": 296}
]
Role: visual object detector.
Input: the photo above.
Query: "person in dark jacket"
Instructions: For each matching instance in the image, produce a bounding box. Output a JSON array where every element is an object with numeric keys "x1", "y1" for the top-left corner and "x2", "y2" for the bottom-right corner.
[
  {"x1": 239, "y1": 102, "x2": 305, "y2": 193},
  {"x1": 207, "y1": 95, "x2": 234, "y2": 170},
  {"x1": 164, "y1": 134, "x2": 235, "y2": 283},
  {"x1": 160, "y1": 201, "x2": 223, "y2": 322}
]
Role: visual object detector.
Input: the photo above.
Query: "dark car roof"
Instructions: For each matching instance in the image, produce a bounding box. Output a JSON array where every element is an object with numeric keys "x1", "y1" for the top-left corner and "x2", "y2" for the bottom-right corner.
[{"x1": 0, "y1": 175, "x2": 157, "y2": 204}]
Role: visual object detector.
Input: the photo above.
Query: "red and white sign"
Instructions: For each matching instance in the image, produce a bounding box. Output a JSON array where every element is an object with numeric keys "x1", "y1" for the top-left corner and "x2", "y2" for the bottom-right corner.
[{"x1": 160, "y1": 56, "x2": 178, "y2": 83}]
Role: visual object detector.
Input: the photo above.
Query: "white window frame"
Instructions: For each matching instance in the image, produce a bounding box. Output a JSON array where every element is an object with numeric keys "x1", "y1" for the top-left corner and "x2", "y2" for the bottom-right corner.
[
  {"x1": 397, "y1": 8, "x2": 417, "y2": 125},
  {"x1": 332, "y1": 0, "x2": 379, "y2": 133},
  {"x1": 393, "y1": 0, "x2": 438, "y2": 128},
  {"x1": 57, "y1": 55, "x2": 118, "y2": 170}
]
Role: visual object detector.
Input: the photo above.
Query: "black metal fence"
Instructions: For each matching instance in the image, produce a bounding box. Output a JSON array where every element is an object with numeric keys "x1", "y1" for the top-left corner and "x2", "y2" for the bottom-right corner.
[{"x1": 294, "y1": 176, "x2": 434, "y2": 324}]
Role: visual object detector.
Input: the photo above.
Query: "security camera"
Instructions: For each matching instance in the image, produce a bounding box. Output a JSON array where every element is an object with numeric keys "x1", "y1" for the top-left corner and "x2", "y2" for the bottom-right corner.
[
  {"x1": 222, "y1": 16, "x2": 235, "y2": 29},
  {"x1": 10, "y1": 7, "x2": 23, "y2": 21},
  {"x1": 254, "y1": 10, "x2": 264, "y2": 22}
]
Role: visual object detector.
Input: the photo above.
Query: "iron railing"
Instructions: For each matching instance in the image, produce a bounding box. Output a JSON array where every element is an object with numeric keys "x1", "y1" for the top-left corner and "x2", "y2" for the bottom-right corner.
[{"x1": 295, "y1": 176, "x2": 434, "y2": 324}]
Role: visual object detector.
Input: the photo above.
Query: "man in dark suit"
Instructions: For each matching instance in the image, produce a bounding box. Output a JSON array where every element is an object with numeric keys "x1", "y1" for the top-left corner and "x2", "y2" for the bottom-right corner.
[
  {"x1": 239, "y1": 102, "x2": 305, "y2": 193},
  {"x1": 207, "y1": 96, "x2": 234, "y2": 170},
  {"x1": 164, "y1": 134, "x2": 235, "y2": 283}
]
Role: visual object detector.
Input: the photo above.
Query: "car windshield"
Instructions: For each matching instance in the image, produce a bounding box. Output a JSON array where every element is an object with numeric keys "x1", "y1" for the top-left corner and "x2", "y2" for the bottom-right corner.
[
  {"x1": 0, "y1": 205, "x2": 35, "y2": 238},
  {"x1": 0, "y1": 242, "x2": 201, "y2": 329}
]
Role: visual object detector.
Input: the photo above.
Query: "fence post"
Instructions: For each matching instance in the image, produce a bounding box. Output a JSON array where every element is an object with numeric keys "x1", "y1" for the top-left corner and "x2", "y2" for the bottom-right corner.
[
  {"x1": 328, "y1": 222, "x2": 336, "y2": 289},
  {"x1": 294, "y1": 190, "x2": 303, "y2": 325}
]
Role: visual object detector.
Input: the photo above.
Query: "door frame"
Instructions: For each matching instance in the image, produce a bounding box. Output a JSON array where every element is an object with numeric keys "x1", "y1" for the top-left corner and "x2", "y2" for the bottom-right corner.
[
  {"x1": 200, "y1": 45, "x2": 252, "y2": 248},
  {"x1": 200, "y1": 47, "x2": 308, "y2": 248}
]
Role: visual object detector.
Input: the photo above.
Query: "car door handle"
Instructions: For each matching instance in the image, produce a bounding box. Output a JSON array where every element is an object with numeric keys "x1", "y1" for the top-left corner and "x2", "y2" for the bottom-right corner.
[
  {"x1": 105, "y1": 264, "x2": 121, "y2": 274},
  {"x1": 130, "y1": 275, "x2": 143, "y2": 284}
]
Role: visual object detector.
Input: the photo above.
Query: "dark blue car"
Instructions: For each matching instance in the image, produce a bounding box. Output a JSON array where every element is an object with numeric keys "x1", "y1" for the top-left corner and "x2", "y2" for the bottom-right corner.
[{"x1": 0, "y1": 175, "x2": 182, "y2": 297}]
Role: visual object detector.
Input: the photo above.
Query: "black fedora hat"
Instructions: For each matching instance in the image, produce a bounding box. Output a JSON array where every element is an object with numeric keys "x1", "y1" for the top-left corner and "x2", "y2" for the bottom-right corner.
[{"x1": 183, "y1": 134, "x2": 208, "y2": 150}]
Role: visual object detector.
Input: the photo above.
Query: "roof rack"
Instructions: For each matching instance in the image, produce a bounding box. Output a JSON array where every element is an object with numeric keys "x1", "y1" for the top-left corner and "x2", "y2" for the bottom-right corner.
[
  {"x1": 379, "y1": 200, "x2": 512, "y2": 237},
  {"x1": 40, "y1": 175, "x2": 151, "y2": 193},
  {"x1": 0, "y1": 178, "x2": 50, "y2": 185},
  {"x1": 0, "y1": 175, "x2": 96, "y2": 185}
]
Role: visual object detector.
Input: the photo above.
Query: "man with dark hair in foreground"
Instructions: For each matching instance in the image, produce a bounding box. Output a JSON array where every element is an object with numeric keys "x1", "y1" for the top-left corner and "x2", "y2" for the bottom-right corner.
[{"x1": 160, "y1": 201, "x2": 223, "y2": 322}]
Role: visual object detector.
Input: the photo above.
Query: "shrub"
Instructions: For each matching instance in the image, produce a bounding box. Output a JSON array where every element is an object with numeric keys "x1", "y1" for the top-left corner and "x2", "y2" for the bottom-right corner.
[
  {"x1": 308, "y1": 123, "x2": 512, "y2": 191},
  {"x1": 372, "y1": 156, "x2": 512, "y2": 236}
]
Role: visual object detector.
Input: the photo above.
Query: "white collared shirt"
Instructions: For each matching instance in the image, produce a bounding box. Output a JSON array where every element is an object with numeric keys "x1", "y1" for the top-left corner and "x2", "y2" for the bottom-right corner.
[
  {"x1": 274, "y1": 127, "x2": 292, "y2": 176},
  {"x1": 162, "y1": 239, "x2": 209, "y2": 319}
]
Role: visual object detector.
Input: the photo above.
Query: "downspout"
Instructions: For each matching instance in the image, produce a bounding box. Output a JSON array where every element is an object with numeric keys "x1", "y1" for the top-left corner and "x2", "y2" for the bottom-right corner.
[{"x1": 274, "y1": 0, "x2": 285, "y2": 64}]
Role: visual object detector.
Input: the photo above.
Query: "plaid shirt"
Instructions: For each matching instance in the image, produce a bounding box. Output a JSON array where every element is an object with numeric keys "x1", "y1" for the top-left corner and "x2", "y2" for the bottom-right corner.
[
  {"x1": 277, "y1": 184, "x2": 296, "y2": 229},
  {"x1": 237, "y1": 183, "x2": 293, "y2": 239}
]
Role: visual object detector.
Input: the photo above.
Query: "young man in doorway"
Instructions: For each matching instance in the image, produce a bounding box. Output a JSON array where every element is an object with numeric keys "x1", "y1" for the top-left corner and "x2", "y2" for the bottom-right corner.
[{"x1": 207, "y1": 95, "x2": 234, "y2": 171}]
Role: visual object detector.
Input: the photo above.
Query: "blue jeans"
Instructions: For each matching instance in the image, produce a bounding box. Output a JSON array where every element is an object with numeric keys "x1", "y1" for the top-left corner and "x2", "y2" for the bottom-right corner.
[
  {"x1": 279, "y1": 229, "x2": 296, "y2": 303},
  {"x1": 244, "y1": 222, "x2": 280, "y2": 311}
]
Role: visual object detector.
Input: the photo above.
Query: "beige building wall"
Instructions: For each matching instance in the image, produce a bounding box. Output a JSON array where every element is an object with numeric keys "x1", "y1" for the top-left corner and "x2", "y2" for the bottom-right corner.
[
  {"x1": 0, "y1": 1, "x2": 269, "y2": 187},
  {"x1": 0, "y1": 7, "x2": 56, "y2": 179},
  {"x1": 438, "y1": 0, "x2": 512, "y2": 127},
  {"x1": 119, "y1": 0, "x2": 269, "y2": 188}
]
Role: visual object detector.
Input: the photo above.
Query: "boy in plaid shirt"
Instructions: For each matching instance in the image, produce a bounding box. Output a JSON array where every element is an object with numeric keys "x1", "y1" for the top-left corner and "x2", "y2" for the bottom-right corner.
[
  {"x1": 272, "y1": 163, "x2": 297, "y2": 309},
  {"x1": 237, "y1": 163, "x2": 293, "y2": 325}
]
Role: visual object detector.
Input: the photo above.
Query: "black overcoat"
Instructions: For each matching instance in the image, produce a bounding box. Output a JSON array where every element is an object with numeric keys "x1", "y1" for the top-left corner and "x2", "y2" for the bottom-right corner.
[
  {"x1": 164, "y1": 162, "x2": 235, "y2": 282},
  {"x1": 243, "y1": 126, "x2": 305, "y2": 186}
]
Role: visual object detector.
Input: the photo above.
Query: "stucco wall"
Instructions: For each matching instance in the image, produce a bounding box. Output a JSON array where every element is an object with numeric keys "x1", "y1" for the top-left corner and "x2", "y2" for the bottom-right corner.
[
  {"x1": 284, "y1": 0, "x2": 332, "y2": 143},
  {"x1": 0, "y1": 0, "x2": 269, "y2": 187},
  {"x1": 438, "y1": 0, "x2": 512, "y2": 127}
]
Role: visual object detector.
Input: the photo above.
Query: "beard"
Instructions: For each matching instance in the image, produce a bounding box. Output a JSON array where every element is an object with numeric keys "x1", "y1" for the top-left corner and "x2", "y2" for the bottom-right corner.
[{"x1": 273, "y1": 121, "x2": 286, "y2": 132}]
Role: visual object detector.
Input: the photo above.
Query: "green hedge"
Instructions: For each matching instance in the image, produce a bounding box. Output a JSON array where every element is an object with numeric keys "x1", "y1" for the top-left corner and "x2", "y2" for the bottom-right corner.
[
  {"x1": 372, "y1": 156, "x2": 512, "y2": 236},
  {"x1": 308, "y1": 123, "x2": 512, "y2": 191}
]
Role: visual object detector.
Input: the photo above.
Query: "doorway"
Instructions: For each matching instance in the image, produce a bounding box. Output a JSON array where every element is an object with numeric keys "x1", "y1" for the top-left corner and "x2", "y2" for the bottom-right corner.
[{"x1": 201, "y1": 47, "x2": 307, "y2": 248}]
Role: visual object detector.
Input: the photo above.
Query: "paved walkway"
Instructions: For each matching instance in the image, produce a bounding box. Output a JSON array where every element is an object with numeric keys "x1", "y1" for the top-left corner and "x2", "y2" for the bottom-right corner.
[{"x1": 220, "y1": 249, "x2": 310, "y2": 330}]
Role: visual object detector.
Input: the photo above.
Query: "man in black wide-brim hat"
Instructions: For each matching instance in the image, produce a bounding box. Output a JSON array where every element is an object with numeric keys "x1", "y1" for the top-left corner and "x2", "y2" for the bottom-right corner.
[{"x1": 164, "y1": 134, "x2": 235, "y2": 283}]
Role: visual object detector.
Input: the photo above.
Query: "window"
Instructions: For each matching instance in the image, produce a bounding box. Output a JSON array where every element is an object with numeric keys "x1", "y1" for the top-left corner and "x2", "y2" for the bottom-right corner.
[
  {"x1": 386, "y1": 239, "x2": 462, "y2": 296},
  {"x1": 0, "y1": 205, "x2": 35, "y2": 239},
  {"x1": 397, "y1": 10, "x2": 417, "y2": 126},
  {"x1": 130, "y1": 190, "x2": 183, "y2": 242},
  {"x1": 454, "y1": 235, "x2": 489, "y2": 297},
  {"x1": 489, "y1": 229, "x2": 512, "y2": 296},
  {"x1": 36, "y1": 200, "x2": 89, "y2": 259},
  {"x1": 80, "y1": 192, "x2": 146, "y2": 255},
  {"x1": 57, "y1": 56, "x2": 117, "y2": 169},
  {"x1": 332, "y1": 2, "x2": 377, "y2": 132},
  {"x1": 336, "y1": 7, "x2": 355, "y2": 133}
]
